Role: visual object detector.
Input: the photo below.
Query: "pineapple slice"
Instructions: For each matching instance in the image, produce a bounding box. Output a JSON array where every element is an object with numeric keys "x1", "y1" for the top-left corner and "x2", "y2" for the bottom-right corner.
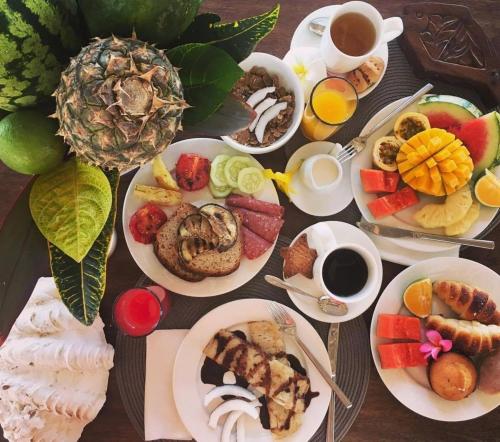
[
  {"x1": 445, "y1": 201, "x2": 480, "y2": 236},
  {"x1": 152, "y1": 155, "x2": 179, "y2": 191},
  {"x1": 414, "y1": 186, "x2": 472, "y2": 228},
  {"x1": 134, "y1": 184, "x2": 182, "y2": 206}
]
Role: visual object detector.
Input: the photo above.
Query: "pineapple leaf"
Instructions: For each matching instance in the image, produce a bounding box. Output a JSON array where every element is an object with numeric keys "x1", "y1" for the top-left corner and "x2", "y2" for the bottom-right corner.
[
  {"x1": 175, "y1": 4, "x2": 280, "y2": 62},
  {"x1": 167, "y1": 43, "x2": 243, "y2": 125},
  {"x1": 30, "y1": 158, "x2": 112, "y2": 262},
  {"x1": 49, "y1": 169, "x2": 119, "y2": 326}
]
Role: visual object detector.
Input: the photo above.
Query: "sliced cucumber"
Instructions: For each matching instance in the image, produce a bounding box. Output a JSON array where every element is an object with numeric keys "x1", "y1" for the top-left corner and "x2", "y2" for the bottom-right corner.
[
  {"x1": 210, "y1": 154, "x2": 231, "y2": 187},
  {"x1": 237, "y1": 167, "x2": 265, "y2": 194},
  {"x1": 224, "y1": 156, "x2": 254, "y2": 187},
  {"x1": 209, "y1": 180, "x2": 233, "y2": 198}
]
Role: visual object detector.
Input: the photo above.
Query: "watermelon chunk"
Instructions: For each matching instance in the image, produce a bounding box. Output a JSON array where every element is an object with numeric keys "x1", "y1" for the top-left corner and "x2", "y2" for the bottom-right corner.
[
  {"x1": 418, "y1": 95, "x2": 482, "y2": 130},
  {"x1": 378, "y1": 343, "x2": 427, "y2": 369},
  {"x1": 376, "y1": 314, "x2": 421, "y2": 341},
  {"x1": 449, "y1": 111, "x2": 500, "y2": 177},
  {"x1": 360, "y1": 169, "x2": 400, "y2": 193},
  {"x1": 367, "y1": 187, "x2": 419, "y2": 219}
]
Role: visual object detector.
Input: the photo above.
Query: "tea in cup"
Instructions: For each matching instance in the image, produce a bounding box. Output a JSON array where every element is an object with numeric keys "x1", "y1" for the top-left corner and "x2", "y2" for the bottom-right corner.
[{"x1": 320, "y1": 1, "x2": 403, "y2": 73}]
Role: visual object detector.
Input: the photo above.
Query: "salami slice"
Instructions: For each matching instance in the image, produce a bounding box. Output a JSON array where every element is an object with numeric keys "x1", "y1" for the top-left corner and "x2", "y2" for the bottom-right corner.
[
  {"x1": 233, "y1": 208, "x2": 284, "y2": 243},
  {"x1": 241, "y1": 226, "x2": 272, "y2": 259},
  {"x1": 226, "y1": 194, "x2": 284, "y2": 218}
]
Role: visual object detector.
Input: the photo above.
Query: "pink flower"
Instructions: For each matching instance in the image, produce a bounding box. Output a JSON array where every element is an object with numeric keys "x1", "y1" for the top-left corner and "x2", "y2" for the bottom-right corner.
[{"x1": 419, "y1": 330, "x2": 452, "y2": 360}]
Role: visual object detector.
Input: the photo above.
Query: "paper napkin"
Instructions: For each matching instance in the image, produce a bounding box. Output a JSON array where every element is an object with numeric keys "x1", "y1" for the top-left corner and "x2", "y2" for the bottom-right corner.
[{"x1": 145, "y1": 329, "x2": 191, "y2": 441}]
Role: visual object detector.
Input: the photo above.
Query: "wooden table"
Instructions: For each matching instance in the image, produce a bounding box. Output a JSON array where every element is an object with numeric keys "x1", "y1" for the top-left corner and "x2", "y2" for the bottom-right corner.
[{"x1": 1, "y1": 1, "x2": 499, "y2": 441}]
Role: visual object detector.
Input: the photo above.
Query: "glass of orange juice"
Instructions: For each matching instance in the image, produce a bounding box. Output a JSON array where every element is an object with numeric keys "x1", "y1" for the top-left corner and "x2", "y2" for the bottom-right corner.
[{"x1": 301, "y1": 77, "x2": 358, "y2": 141}]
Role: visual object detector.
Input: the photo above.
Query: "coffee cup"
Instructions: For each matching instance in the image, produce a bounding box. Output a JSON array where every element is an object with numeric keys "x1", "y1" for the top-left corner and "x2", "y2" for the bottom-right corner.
[
  {"x1": 299, "y1": 153, "x2": 343, "y2": 193},
  {"x1": 320, "y1": 1, "x2": 403, "y2": 73},
  {"x1": 308, "y1": 223, "x2": 378, "y2": 304}
]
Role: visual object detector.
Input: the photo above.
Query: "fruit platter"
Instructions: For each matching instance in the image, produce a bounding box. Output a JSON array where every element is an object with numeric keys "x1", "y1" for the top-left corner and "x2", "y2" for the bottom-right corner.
[{"x1": 0, "y1": 1, "x2": 499, "y2": 442}]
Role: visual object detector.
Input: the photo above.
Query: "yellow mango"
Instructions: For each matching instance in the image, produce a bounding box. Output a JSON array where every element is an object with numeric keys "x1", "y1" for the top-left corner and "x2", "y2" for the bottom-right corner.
[
  {"x1": 438, "y1": 159, "x2": 457, "y2": 173},
  {"x1": 426, "y1": 157, "x2": 437, "y2": 168}
]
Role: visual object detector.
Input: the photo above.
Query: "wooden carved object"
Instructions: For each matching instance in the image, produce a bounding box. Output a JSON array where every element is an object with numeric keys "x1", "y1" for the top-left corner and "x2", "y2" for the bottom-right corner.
[{"x1": 400, "y1": 2, "x2": 500, "y2": 106}]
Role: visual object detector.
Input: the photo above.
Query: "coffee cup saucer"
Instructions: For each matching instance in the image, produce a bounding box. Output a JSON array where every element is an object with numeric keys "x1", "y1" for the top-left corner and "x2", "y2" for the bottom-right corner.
[
  {"x1": 289, "y1": 5, "x2": 388, "y2": 98},
  {"x1": 286, "y1": 141, "x2": 353, "y2": 217},
  {"x1": 283, "y1": 221, "x2": 383, "y2": 323}
]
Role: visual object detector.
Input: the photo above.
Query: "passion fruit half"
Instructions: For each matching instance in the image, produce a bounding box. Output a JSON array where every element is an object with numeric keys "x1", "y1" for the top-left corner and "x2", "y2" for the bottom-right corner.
[
  {"x1": 372, "y1": 136, "x2": 401, "y2": 171},
  {"x1": 394, "y1": 112, "x2": 431, "y2": 143}
]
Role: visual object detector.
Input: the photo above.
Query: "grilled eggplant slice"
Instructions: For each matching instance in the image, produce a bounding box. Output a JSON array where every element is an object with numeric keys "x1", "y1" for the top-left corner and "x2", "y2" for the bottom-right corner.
[
  {"x1": 179, "y1": 237, "x2": 218, "y2": 263},
  {"x1": 199, "y1": 204, "x2": 238, "y2": 251}
]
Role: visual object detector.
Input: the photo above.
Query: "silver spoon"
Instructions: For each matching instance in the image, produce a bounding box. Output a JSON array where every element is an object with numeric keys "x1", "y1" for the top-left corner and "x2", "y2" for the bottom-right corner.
[
  {"x1": 309, "y1": 17, "x2": 328, "y2": 37},
  {"x1": 264, "y1": 275, "x2": 348, "y2": 316}
]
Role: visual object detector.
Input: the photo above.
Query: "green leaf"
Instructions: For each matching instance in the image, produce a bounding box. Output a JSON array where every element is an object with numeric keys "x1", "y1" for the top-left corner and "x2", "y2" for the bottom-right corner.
[
  {"x1": 49, "y1": 169, "x2": 120, "y2": 326},
  {"x1": 29, "y1": 158, "x2": 112, "y2": 262},
  {"x1": 175, "y1": 4, "x2": 280, "y2": 62},
  {"x1": 167, "y1": 43, "x2": 243, "y2": 125},
  {"x1": 185, "y1": 95, "x2": 256, "y2": 136}
]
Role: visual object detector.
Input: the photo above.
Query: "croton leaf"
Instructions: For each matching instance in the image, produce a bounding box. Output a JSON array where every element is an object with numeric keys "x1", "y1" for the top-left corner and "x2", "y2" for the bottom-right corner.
[
  {"x1": 175, "y1": 4, "x2": 280, "y2": 62},
  {"x1": 167, "y1": 43, "x2": 243, "y2": 125},
  {"x1": 185, "y1": 95, "x2": 256, "y2": 136},
  {"x1": 49, "y1": 169, "x2": 119, "y2": 326},
  {"x1": 29, "y1": 158, "x2": 112, "y2": 263}
]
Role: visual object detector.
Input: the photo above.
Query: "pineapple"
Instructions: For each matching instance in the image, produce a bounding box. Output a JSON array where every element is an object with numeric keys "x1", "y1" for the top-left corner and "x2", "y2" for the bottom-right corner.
[
  {"x1": 54, "y1": 35, "x2": 188, "y2": 171},
  {"x1": 396, "y1": 128, "x2": 474, "y2": 196}
]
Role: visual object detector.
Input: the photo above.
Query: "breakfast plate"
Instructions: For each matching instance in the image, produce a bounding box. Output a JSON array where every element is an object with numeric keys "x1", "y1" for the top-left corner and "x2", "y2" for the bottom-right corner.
[
  {"x1": 290, "y1": 5, "x2": 388, "y2": 98},
  {"x1": 122, "y1": 138, "x2": 280, "y2": 297},
  {"x1": 286, "y1": 141, "x2": 353, "y2": 216},
  {"x1": 350, "y1": 97, "x2": 498, "y2": 253},
  {"x1": 172, "y1": 298, "x2": 331, "y2": 442},
  {"x1": 283, "y1": 221, "x2": 382, "y2": 323},
  {"x1": 370, "y1": 257, "x2": 500, "y2": 421}
]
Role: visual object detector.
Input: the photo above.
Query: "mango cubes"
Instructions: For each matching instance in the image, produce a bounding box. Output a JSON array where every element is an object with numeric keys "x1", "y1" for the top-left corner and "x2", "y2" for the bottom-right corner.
[{"x1": 396, "y1": 128, "x2": 474, "y2": 196}]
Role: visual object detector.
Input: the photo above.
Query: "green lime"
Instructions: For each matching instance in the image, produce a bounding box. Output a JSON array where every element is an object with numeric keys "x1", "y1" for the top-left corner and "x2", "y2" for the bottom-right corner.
[{"x1": 0, "y1": 110, "x2": 67, "y2": 175}]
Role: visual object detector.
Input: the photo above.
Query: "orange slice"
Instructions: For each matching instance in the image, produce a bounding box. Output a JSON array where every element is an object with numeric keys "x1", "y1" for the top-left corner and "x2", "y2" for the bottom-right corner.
[
  {"x1": 475, "y1": 169, "x2": 500, "y2": 208},
  {"x1": 403, "y1": 278, "x2": 432, "y2": 318}
]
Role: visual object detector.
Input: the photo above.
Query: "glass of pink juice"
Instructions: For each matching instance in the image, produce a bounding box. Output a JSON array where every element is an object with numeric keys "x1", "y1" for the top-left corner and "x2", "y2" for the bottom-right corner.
[{"x1": 113, "y1": 286, "x2": 169, "y2": 337}]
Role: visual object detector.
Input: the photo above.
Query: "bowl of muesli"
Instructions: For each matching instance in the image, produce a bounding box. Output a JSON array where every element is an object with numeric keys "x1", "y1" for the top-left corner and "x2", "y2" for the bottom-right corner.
[{"x1": 222, "y1": 52, "x2": 304, "y2": 154}]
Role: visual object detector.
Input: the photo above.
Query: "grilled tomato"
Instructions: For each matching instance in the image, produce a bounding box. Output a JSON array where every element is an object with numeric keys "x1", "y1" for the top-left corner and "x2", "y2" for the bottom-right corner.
[
  {"x1": 175, "y1": 153, "x2": 210, "y2": 191},
  {"x1": 129, "y1": 203, "x2": 168, "y2": 244}
]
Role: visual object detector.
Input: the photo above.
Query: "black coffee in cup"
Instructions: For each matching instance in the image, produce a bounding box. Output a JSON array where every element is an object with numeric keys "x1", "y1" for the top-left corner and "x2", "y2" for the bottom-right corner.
[{"x1": 322, "y1": 248, "x2": 368, "y2": 296}]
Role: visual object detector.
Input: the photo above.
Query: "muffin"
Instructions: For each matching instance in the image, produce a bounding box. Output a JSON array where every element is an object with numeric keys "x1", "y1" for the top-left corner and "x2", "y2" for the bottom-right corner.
[{"x1": 429, "y1": 352, "x2": 477, "y2": 401}]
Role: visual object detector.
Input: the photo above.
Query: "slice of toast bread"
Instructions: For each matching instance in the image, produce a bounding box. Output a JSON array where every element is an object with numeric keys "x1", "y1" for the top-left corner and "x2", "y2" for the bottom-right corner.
[
  {"x1": 182, "y1": 211, "x2": 243, "y2": 277},
  {"x1": 154, "y1": 203, "x2": 205, "y2": 282}
]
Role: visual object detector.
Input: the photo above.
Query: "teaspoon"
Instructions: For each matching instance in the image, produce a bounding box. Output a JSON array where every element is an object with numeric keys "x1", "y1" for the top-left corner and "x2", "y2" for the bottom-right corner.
[
  {"x1": 264, "y1": 275, "x2": 348, "y2": 316},
  {"x1": 308, "y1": 17, "x2": 328, "y2": 37}
]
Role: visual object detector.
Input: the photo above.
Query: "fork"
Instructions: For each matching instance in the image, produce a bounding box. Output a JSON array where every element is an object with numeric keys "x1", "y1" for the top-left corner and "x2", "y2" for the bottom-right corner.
[
  {"x1": 336, "y1": 83, "x2": 434, "y2": 164},
  {"x1": 268, "y1": 302, "x2": 352, "y2": 408}
]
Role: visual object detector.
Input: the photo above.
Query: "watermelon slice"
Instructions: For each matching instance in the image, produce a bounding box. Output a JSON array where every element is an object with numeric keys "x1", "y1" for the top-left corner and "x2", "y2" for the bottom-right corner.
[
  {"x1": 376, "y1": 314, "x2": 421, "y2": 341},
  {"x1": 418, "y1": 95, "x2": 482, "y2": 130},
  {"x1": 367, "y1": 187, "x2": 419, "y2": 219},
  {"x1": 360, "y1": 169, "x2": 400, "y2": 193},
  {"x1": 449, "y1": 111, "x2": 500, "y2": 177},
  {"x1": 378, "y1": 343, "x2": 427, "y2": 369}
]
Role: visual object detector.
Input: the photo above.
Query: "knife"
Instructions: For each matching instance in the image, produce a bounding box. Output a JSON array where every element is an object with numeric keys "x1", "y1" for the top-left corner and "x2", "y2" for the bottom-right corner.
[
  {"x1": 357, "y1": 220, "x2": 495, "y2": 250},
  {"x1": 326, "y1": 323, "x2": 340, "y2": 442}
]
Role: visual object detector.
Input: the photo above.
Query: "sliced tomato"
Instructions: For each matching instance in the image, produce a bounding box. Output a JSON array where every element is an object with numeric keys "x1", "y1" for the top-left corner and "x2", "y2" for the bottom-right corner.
[
  {"x1": 175, "y1": 153, "x2": 210, "y2": 191},
  {"x1": 129, "y1": 203, "x2": 168, "y2": 244}
]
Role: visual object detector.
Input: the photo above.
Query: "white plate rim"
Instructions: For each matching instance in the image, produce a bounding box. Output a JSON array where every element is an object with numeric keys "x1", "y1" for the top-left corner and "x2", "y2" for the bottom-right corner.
[
  {"x1": 122, "y1": 138, "x2": 279, "y2": 297},
  {"x1": 289, "y1": 5, "x2": 388, "y2": 99},
  {"x1": 370, "y1": 256, "x2": 500, "y2": 421},
  {"x1": 350, "y1": 97, "x2": 498, "y2": 253},
  {"x1": 284, "y1": 221, "x2": 383, "y2": 323},
  {"x1": 172, "y1": 298, "x2": 331, "y2": 442}
]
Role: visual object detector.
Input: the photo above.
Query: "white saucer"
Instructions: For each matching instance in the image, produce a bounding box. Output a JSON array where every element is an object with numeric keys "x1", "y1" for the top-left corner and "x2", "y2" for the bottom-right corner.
[
  {"x1": 284, "y1": 221, "x2": 383, "y2": 323},
  {"x1": 286, "y1": 142, "x2": 353, "y2": 217},
  {"x1": 290, "y1": 5, "x2": 389, "y2": 98}
]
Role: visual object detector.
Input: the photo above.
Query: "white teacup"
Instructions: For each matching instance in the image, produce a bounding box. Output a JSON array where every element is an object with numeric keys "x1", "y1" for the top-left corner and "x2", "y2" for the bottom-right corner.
[
  {"x1": 320, "y1": 1, "x2": 404, "y2": 73},
  {"x1": 308, "y1": 223, "x2": 379, "y2": 305},
  {"x1": 299, "y1": 153, "x2": 342, "y2": 193}
]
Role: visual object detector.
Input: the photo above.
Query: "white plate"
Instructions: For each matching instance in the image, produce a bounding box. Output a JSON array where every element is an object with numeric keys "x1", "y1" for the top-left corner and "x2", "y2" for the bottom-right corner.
[
  {"x1": 351, "y1": 97, "x2": 498, "y2": 253},
  {"x1": 173, "y1": 299, "x2": 331, "y2": 442},
  {"x1": 286, "y1": 142, "x2": 353, "y2": 216},
  {"x1": 290, "y1": 5, "x2": 388, "y2": 99},
  {"x1": 370, "y1": 257, "x2": 500, "y2": 421},
  {"x1": 284, "y1": 221, "x2": 382, "y2": 323},
  {"x1": 122, "y1": 138, "x2": 279, "y2": 297}
]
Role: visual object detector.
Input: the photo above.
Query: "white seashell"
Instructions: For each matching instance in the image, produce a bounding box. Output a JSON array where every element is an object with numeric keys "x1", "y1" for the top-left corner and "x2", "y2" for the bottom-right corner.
[{"x1": 0, "y1": 277, "x2": 114, "y2": 442}]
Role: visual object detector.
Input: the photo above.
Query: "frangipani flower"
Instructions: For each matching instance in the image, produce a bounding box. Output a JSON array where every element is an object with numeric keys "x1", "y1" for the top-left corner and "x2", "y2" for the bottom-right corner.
[
  {"x1": 420, "y1": 330, "x2": 452, "y2": 360},
  {"x1": 283, "y1": 47, "x2": 326, "y2": 101},
  {"x1": 264, "y1": 161, "x2": 302, "y2": 199}
]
